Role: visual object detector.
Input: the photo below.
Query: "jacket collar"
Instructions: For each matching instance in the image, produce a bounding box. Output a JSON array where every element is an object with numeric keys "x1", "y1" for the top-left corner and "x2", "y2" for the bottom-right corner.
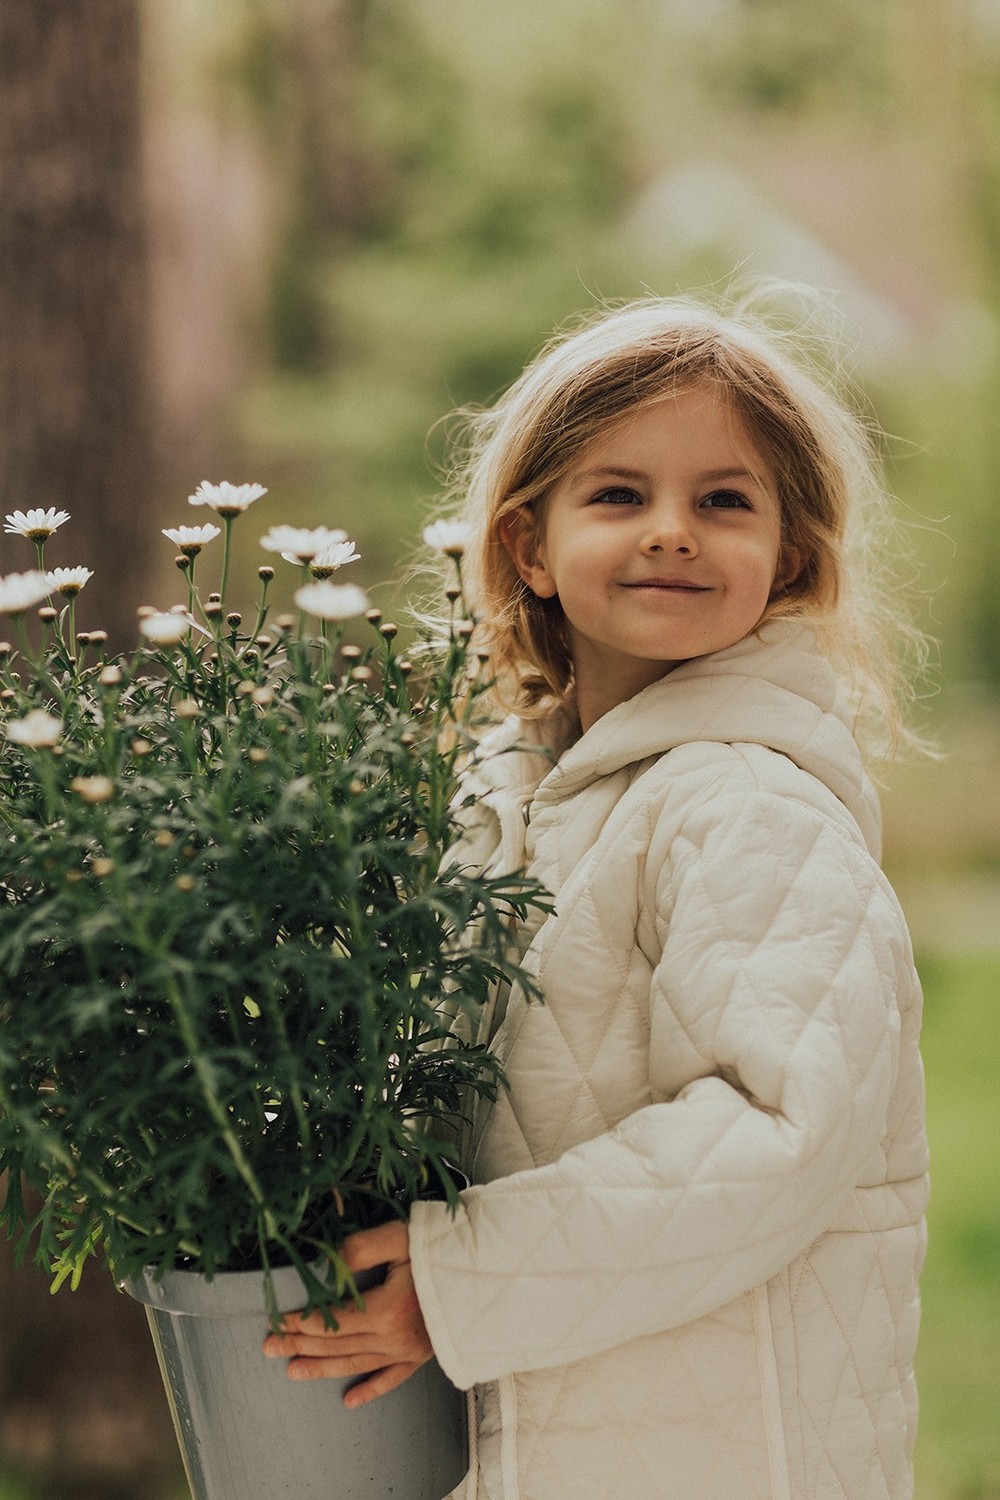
[{"x1": 465, "y1": 623, "x2": 882, "y2": 858}]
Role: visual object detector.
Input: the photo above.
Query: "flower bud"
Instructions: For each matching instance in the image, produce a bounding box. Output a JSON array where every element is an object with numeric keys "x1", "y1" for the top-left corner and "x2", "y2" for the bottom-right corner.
[
  {"x1": 99, "y1": 665, "x2": 122, "y2": 687},
  {"x1": 379, "y1": 622, "x2": 398, "y2": 639},
  {"x1": 154, "y1": 830, "x2": 174, "y2": 846},
  {"x1": 70, "y1": 775, "x2": 115, "y2": 804},
  {"x1": 175, "y1": 874, "x2": 196, "y2": 892},
  {"x1": 37, "y1": 606, "x2": 58, "y2": 623},
  {"x1": 91, "y1": 857, "x2": 115, "y2": 878},
  {"x1": 258, "y1": 566, "x2": 275, "y2": 581}
]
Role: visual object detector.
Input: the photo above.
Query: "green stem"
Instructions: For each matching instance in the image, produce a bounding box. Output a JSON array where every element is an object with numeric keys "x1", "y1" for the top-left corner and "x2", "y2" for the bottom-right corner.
[
  {"x1": 162, "y1": 970, "x2": 275, "y2": 1233},
  {"x1": 248, "y1": 574, "x2": 271, "y2": 648},
  {"x1": 219, "y1": 517, "x2": 234, "y2": 608}
]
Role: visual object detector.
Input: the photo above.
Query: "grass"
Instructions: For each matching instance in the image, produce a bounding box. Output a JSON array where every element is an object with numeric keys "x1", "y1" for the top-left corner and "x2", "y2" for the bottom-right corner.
[{"x1": 914, "y1": 951, "x2": 1000, "y2": 1500}]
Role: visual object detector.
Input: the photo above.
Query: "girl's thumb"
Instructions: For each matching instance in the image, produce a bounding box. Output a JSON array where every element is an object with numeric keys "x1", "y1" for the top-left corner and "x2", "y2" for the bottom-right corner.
[{"x1": 340, "y1": 1219, "x2": 409, "y2": 1274}]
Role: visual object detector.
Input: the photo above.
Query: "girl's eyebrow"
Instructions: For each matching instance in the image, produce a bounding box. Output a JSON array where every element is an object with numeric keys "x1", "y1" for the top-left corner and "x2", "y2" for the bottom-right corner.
[
  {"x1": 700, "y1": 466, "x2": 766, "y2": 485},
  {"x1": 570, "y1": 465, "x2": 649, "y2": 486},
  {"x1": 570, "y1": 464, "x2": 767, "y2": 487}
]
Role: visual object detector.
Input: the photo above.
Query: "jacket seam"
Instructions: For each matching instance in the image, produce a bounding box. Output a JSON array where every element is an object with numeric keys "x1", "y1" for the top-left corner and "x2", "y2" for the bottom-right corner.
[
  {"x1": 752, "y1": 1282, "x2": 793, "y2": 1500},
  {"x1": 499, "y1": 1374, "x2": 520, "y2": 1499}
]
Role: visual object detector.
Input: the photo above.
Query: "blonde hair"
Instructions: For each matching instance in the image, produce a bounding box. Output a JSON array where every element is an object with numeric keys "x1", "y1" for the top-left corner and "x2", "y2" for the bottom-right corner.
[{"x1": 440, "y1": 293, "x2": 926, "y2": 758}]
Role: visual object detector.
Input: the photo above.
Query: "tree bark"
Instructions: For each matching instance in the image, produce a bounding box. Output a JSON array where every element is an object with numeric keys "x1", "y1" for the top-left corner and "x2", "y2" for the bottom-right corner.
[
  {"x1": 0, "y1": 0, "x2": 159, "y2": 645},
  {"x1": 0, "y1": 6, "x2": 180, "y2": 1493}
]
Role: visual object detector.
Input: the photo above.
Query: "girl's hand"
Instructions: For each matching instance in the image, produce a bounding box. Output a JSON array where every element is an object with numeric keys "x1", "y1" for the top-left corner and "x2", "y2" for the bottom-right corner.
[{"x1": 261, "y1": 1220, "x2": 433, "y2": 1408}]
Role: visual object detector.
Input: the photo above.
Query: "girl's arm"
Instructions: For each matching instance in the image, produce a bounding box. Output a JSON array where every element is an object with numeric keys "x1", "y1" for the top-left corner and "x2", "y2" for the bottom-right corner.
[{"x1": 407, "y1": 786, "x2": 923, "y2": 1390}]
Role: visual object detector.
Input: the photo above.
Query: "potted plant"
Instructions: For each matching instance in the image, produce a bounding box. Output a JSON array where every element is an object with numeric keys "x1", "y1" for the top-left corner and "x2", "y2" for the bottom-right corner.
[{"x1": 0, "y1": 488, "x2": 546, "y2": 1500}]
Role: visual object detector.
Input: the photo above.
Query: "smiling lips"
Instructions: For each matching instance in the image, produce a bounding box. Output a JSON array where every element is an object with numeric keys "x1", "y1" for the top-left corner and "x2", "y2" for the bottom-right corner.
[{"x1": 622, "y1": 577, "x2": 711, "y2": 592}]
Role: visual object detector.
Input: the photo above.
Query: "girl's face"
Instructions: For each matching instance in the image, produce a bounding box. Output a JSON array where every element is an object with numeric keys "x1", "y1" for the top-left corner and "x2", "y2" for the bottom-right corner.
[{"x1": 504, "y1": 385, "x2": 799, "y2": 729}]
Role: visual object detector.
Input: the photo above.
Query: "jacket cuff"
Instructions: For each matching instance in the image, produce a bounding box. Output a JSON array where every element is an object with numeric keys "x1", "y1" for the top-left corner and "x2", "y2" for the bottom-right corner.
[{"x1": 408, "y1": 1197, "x2": 476, "y2": 1391}]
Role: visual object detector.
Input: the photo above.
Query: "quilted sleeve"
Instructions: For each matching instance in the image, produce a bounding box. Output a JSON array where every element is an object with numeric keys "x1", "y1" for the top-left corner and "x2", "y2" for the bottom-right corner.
[{"x1": 408, "y1": 786, "x2": 910, "y2": 1390}]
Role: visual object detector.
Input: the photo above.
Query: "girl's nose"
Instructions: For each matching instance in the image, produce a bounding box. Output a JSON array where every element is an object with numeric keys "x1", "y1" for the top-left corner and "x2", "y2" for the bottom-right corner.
[{"x1": 640, "y1": 507, "x2": 697, "y2": 556}]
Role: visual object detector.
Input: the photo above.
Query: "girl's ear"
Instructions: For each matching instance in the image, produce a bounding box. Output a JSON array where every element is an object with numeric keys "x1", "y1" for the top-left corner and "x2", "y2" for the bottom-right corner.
[
  {"x1": 773, "y1": 544, "x2": 805, "y2": 595},
  {"x1": 499, "y1": 507, "x2": 558, "y2": 599}
]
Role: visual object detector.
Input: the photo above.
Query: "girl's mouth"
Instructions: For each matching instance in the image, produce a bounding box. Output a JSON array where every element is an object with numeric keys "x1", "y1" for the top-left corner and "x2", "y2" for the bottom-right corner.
[{"x1": 622, "y1": 578, "x2": 710, "y2": 592}]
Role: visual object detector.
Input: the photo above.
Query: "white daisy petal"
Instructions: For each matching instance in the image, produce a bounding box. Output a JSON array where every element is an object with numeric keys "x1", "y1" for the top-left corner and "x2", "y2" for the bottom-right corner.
[
  {"x1": 422, "y1": 519, "x2": 470, "y2": 557},
  {"x1": 260, "y1": 526, "x2": 349, "y2": 563},
  {"x1": 139, "y1": 612, "x2": 193, "y2": 646},
  {"x1": 188, "y1": 481, "x2": 267, "y2": 516},
  {"x1": 5, "y1": 709, "x2": 63, "y2": 748},
  {"x1": 46, "y1": 567, "x2": 94, "y2": 597},
  {"x1": 294, "y1": 581, "x2": 370, "y2": 622},
  {"x1": 4, "y1": 508, "x2": 71, "y2": 540},
  {"x1": 162, "y1": 524, "x2": 222, "y2": 552},
  {"x1": 0, "y1": 571, "x2": 52, "y2": 615},
  {"x1": 310, "y1": 540, "x2": 361, "y2": 574}
]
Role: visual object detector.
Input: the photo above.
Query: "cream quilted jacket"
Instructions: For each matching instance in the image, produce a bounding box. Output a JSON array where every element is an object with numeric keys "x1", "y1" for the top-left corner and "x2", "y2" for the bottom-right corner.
[{"x1": 409, "y1": 622, "x2": 928, "y2": 1500}]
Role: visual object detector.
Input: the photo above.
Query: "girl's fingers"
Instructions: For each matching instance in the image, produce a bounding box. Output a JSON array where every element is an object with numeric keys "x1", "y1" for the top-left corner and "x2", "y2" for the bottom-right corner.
[
  {"x1": 343, "y1": 1362, "x2": 420, "y2": 1410},
  {"x1": 285, "y1": 1350, "x2": 402, "y2": 1383},
  {"x1": 264, "y1": 1330, "x2": 376, "y2": 1360},
  {"x1": 276, "y1": 1301, "x2": 370, "y2": 1338}
]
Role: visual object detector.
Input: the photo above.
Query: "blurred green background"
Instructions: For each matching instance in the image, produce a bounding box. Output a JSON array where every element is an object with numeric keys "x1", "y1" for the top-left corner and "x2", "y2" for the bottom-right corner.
[{"x1": 1, "y1": 0, "x2": 998, "y2": 1495}]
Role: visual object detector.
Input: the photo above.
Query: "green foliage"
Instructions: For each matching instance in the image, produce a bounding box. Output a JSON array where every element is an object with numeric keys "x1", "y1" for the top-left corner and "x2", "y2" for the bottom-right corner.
[
  {"x1": 0, "y1": 500, "x2": 548, "y2": 1309},
  {"x1": 915, "y1": 951, "x2": 1000, "y2": 1499}
]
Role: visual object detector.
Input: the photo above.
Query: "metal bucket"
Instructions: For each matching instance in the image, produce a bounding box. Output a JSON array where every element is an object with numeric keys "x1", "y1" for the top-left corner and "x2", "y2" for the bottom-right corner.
[{"x1": 126, "y1": 1262, "x2": 468, "y2": 1500}]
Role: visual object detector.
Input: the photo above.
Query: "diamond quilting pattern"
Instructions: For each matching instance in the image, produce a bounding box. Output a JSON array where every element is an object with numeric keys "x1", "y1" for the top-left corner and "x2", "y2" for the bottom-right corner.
[{"x1": 409, "y1": 630, "x2": 926, "y2": 1500}]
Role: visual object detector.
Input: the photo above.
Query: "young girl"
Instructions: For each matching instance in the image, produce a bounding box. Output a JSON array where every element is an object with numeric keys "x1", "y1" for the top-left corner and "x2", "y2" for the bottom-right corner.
[{"x1": 264, "y1": 296, "x2": 929, "y2": 1500}]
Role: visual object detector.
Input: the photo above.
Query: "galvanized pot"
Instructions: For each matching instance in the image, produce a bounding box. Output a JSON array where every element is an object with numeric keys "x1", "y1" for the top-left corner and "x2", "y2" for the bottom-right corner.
[{"x1": 126, "y1": 1261, "x2": 468, "y2": 1500}]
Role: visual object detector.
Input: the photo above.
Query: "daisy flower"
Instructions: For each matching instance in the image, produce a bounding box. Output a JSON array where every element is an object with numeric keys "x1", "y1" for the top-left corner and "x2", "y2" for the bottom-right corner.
[
  {"x1": 139, "y1": 612, "x2": 193, "y2": 646},
  {"x1": 46, "y1": 567, "x2": 94, "y2": 598},
  {"x1": 309, "y1": 539, "x2": 361, "y2": 576},
  {"x1": 422, "y1": 519, "x2": 470, "y2": 558},
  {"x1": 162, "y1": 524, "x2": 222, "y2": 554},
  {"x1": 294, "y1": 581, "x2": 371, "y2": 622},
  {"x1": 188, "y1": 482, "x2": 267, "y2": 517},
  {"x1": 70, "y1": 775, "x2": 116, "y2": 804},
  {"x1": 4, "y1": 709, "x2": 63, "y2": 748},
  {"x1": 260, "y1": 526, "x2": 349, "y2": 565},
  {"x1": 0, "y1": 571, "x2": 52, "y2": 615},
  {"x1": 4, "y1": 508, "x2": 71, "y2": 541}
]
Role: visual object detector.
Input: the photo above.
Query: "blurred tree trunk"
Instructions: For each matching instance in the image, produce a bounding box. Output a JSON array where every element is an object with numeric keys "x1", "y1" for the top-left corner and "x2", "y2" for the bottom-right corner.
[
  {"x1": 0, "y1": 9, "x2": 180, "y2": 1497},
  {"x1": 0, "y1": 0, "x2": 159, "y2": 644}
]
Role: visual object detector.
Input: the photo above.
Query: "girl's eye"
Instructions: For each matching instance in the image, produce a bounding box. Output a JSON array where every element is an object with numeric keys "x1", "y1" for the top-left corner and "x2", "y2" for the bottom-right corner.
[
  {"x1": 592, "y1": 486, "x2": 642, "y2": 506},
  {"x1": 701, "y1": 490, "x2": 751, "y2": 510}
]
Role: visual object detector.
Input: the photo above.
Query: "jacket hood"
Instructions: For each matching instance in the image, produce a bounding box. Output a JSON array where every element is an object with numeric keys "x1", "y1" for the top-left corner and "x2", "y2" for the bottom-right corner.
[{"x1": 466, "y1": 622, "x2": 883, "y2": 859}]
